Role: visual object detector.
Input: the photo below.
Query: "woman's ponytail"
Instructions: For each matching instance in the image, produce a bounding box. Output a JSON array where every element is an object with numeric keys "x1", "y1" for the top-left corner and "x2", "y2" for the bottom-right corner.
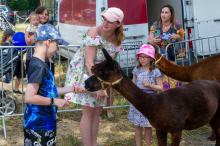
[{"x1": 114, "y1": 25, "x2": 125, "y2": 46}]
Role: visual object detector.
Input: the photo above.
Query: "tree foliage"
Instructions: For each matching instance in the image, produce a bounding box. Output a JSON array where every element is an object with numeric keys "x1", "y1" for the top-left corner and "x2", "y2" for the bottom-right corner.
[{"x1": 8, "y1": 0, "x2": 40, "y2": 11}]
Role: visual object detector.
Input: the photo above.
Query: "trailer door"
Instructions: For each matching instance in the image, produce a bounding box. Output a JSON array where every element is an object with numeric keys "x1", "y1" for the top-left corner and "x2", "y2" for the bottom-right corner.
[
  {"x1": 192, "y1": 0, "x2": 220, "y2": 38},
  {"x1": 184, "y1": 0, "x2": 220, "y2": 55}
]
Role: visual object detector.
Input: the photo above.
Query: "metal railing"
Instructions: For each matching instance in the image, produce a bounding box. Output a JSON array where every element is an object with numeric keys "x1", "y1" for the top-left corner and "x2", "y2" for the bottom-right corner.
[
  {"x1": 163, "y1": 35, "x2": 220, "y2": 65},
  {"x1": 0, "y1": 11, "x2": 15, "y2": 30},
  {"x1": 1, "y1": 34, "x2": 220, "y2": 139},
  {"x1": 0, "y1": 45, "x2": 129, "y2": 139}
]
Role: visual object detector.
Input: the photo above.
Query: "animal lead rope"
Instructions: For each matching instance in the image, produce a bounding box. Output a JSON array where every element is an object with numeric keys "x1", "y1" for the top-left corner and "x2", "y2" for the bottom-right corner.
[
  {"x1": 97, "y1": 76, "x2": 123, "y2": 90},
  {"x1": 155, "y1": 55, "x2": 163, "y2": 64}
]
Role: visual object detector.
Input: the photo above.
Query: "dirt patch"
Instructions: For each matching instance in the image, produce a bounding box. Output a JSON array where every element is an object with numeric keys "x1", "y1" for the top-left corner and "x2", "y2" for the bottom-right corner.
[
  {"x1": 0, "y1": 110, "x2": 217, "y2": 146},
  {"x1": 0, "y1": 63, "x2": 217, "y2": 146}
]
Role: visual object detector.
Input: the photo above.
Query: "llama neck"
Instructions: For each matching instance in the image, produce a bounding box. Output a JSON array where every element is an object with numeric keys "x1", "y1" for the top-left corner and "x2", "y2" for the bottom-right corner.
[
  {"x1": 155, "y1": 54, "x2": 192, "y2": 82},
  {"x1": 113, "y1": 77, "x2": 157, "y2": 117}
]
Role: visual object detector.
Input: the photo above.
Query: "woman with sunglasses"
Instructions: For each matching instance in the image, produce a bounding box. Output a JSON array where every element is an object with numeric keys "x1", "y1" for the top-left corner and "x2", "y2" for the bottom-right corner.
[{"x1": 65, "y1": 7, "x2": 125, "y2": 146}]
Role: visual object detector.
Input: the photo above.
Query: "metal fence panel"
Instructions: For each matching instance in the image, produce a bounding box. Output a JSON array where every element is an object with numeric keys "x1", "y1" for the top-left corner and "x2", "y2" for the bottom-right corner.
[
  {"x1": 1, "y1": 34, "x2": 220, "y2": 138},
  {"x1": 0, "y1": 45, "x2": 129, "y2": 139}
]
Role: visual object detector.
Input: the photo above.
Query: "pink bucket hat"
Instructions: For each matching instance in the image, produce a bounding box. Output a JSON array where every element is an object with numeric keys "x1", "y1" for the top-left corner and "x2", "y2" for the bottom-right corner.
[
  {"x1": 136, "y1": 44, "x2": 156, "y2": 59},
  {"x1": 101, "y1": 7, "x2": 124, "y2": 23}
]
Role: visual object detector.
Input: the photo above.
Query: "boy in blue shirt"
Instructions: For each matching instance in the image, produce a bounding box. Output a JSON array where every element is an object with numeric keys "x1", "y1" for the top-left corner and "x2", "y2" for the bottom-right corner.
[{"x1": 24, "y1": 24, "x2": 84, "y2": 146}]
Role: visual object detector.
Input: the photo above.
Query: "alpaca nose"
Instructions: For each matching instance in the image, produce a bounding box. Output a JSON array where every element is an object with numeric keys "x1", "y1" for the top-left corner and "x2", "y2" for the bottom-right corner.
[
  {"x1": 84, "y1": 75, "x2": 101, "y2": 91},
  {"x1": 84, "y1": 79, "x2": 90, "y2": 90}
]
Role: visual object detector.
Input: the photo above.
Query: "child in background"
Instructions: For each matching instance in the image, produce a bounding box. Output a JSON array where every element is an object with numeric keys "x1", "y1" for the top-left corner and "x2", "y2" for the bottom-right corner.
[
  {"x1": 1, "y1": 29, "x2": 15, "y2": 46},
  {"x1": 25, "y1": 12, "x2": 39, "y2": 72},
  {"x1": 128, "y1": 44, "x2": 163, "y2": 146},
  {"x1": 1, "y1": 29, "x2": 15, "y2": 83},
  {"x1": 24, "y1": 24, "x2": 85, "y2": 146},
  {"x1": 25, "y1": 12, "x2": 39, "y2": 43},
  {"x1": 12, "y1": 32, "x2": 27, "y2": 94}
]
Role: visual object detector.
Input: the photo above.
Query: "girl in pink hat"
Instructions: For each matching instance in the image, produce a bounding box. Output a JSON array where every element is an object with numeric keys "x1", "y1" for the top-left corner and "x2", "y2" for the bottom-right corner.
[{"x1": 128, "y1": 44, "x2": 163, "y2": 146}]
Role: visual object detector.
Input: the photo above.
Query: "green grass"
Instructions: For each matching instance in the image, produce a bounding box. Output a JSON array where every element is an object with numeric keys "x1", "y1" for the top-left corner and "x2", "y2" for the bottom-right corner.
[
  {"x1": 0, "y1": 104, "x2": 214, "y2": 146},
  {"x1": 105, "y1": 138, "x2": 135, "y2": 146},
  {"x1": 58, "y1": 134, "x2": 82, "y2": 146}
]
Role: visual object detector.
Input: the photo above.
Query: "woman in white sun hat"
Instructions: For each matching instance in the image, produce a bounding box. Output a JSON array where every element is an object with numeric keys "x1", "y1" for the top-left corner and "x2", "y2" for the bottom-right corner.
[{"x1": 64, "y1": 7, "x2": 125, "y2": 146}]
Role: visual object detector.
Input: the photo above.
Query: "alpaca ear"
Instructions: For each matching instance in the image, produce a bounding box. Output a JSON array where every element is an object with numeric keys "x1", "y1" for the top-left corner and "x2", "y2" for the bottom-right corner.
[
  {"x1": 102, "y1": 48, "x2": 113, "y2": 62},
  {"x1": 154, "y1": 45, "x2": 160, "y2": 54},
  {"x1": 147, "y1": 42, "x2": 160, "y2": 54}
]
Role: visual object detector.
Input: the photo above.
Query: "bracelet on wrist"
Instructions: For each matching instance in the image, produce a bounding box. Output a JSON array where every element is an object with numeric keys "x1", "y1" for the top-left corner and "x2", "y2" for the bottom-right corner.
[{"x1": 50, "y1": 98, "x2": 54, "y2": 106}]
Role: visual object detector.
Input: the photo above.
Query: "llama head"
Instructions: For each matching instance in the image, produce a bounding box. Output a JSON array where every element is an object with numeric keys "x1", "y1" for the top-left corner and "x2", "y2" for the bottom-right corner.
[{"x1": 85, "y1": 48, "x2": 124, "y2": 92}]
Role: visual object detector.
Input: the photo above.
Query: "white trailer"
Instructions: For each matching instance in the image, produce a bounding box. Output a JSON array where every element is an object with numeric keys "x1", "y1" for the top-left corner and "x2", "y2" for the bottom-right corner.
[
  {"x1": 58, "y1": 0, "x2": 220, "y2": 67},
  {"x1": 182, "y1": 0, "x2": 220, "y2": 55}
]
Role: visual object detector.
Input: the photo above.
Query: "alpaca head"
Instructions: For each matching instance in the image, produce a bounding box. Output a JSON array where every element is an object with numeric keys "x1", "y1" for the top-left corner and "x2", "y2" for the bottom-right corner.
[{"x1": 85, "y1": 48, "x2": 124, "y2": 92}]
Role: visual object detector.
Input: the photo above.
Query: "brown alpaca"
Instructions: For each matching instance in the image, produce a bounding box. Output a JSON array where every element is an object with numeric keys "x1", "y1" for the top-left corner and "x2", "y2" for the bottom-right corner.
[
  {"x1": 85, "y1": 49, "x2": 220, "y2": 146},
  {"x1": 154, "y1": 53, "x2": 220, "y2": 81},
  {"x1": 153, "y1": 45, "x2": 220, "y2": 140}
]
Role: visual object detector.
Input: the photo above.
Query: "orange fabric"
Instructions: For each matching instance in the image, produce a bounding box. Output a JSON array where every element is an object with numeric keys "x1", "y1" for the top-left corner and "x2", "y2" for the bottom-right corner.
[{"x1": 177, "y1": 28, "x2": 184, "y2": 39}]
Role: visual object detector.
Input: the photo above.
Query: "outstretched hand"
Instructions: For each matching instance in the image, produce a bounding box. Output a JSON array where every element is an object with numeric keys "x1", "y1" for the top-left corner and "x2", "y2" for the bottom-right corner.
[
  {"x1": 153, "y1": 37, "x2": 162, "y2": 43},
  {"x1": 170, "y1": 33, "x2": 180, "y2": 41},
  {"x1": 54, "y1": 98, "x2": 69, "y2": 108},
  {"x1": 73, "y1": 85, "x2": 86, "y2": 93}
]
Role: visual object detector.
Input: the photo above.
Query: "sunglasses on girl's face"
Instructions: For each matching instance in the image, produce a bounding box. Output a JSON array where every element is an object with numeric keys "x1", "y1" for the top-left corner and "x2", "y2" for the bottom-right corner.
[
  {"x1": 138, "y1": 55, "x2": 151, "y2": 59},
  {"x1": 101, "y1": 17, "x2": 119, "y2": 24}
]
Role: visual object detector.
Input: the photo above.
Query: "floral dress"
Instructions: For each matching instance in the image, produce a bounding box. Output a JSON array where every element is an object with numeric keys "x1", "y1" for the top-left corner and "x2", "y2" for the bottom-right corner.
[
  {"x1": 64, "y1": 34, "x2": 122, "y2": 107},
  {"x1": 128, "y1": 67, "x2": 162, "y2": 127},
  {"x1": 150, "y1": 21, "x2": 184, "y2": 90}
]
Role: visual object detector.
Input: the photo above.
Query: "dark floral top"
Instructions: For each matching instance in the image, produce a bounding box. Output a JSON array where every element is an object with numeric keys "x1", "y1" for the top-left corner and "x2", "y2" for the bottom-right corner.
[{"x1": 150, "y1": 21, "x2": 184, "y2": 48}]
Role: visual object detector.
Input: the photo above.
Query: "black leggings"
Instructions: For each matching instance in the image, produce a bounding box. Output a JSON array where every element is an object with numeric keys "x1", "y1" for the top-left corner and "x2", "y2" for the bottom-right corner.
[
  {"x1": 167, "y1": 46, "x2": 175, "y2": 61},
  {"x1": 14, "y1": 60, "x2": 26, "y2": 78}
]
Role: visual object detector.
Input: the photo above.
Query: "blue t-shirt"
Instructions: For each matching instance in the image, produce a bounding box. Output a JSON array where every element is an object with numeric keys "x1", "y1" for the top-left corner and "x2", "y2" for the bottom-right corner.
[{"x1": 24, "y1": 57, "x2": 58, "y2": 130}]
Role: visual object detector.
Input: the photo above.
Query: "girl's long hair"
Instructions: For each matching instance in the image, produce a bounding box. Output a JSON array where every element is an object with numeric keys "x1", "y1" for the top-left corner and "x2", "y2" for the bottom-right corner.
[
  {"x1": 113, "y1": 25, "x2": 125, "y2": 46},
  {"x1": 158, "y1": 4, "x2": 176, "y2": 29}
]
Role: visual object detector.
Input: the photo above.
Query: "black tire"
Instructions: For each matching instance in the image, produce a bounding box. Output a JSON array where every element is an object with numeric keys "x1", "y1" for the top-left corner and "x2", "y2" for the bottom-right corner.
[{"x1": 0, "y1": 96, "x2": 16, "y2": 115}]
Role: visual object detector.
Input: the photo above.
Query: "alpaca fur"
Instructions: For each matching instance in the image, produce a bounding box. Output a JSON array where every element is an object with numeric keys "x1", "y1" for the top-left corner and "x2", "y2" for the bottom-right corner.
[
  {"x1": 154, "y1": 52, "x2": 220, "y2": 81},
  {"x1": 154, "y1": 45, "x2": 220, "y2": 140},
  {"x1": 85, "y1": 48, "x2": 220, "y2": 146}
]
